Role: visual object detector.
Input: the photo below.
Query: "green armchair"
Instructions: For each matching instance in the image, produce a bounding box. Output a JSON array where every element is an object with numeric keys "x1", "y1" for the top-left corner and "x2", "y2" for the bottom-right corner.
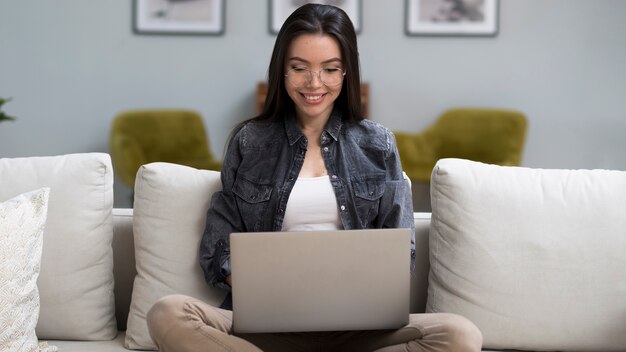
[
  {"x1": 110, "y1": 109, "x2": 222, "y2": 188},
  {"x1": 395, "y1": 108, "x2": 528, "y2": 183}
]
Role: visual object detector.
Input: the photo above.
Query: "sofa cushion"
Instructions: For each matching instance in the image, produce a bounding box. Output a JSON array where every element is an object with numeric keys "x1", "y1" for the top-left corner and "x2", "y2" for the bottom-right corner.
[
  {"x1": 0, "y1": 188, "x2": 49, "y2": 351},
  {"x1": 0, "y1": 153, "x2": 117, "y2": 340},
  {"x1": 125, "y1": 162, "x2": 226, "y2": 350},
  {"x1": 427, "y1": 158, "x2": 626, "y2": 351}
]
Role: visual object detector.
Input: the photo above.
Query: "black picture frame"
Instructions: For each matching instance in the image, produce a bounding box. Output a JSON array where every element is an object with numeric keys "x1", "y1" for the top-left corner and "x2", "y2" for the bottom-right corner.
[
  {"x1": 405, "y1": 0, "x2": 499, "y2": 37},
  {"x1": 269, "y1": 0, "x2": 362, "y2": 35},
  {"x1": 133, "y1": 0, "x2": 225, "y2": 36}
]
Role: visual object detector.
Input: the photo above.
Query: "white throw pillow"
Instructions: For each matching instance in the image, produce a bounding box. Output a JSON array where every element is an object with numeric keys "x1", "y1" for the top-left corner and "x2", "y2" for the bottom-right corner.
[
  {"x1": 125, "y1": 162, "x2": 226, "y2": 350},
  {"x1": 427, "y1": 158, "x2": 626, "y2": 351},
  {"x1": 0, "y1": 188, "x2": 49, "y2": 352},
  {"x1": 0, "y1": 153, "x2": 117, "y2": 340}
]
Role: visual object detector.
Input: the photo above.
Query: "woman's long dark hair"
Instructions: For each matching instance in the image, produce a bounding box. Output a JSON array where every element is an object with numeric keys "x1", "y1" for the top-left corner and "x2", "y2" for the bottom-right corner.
[{"x1": 256, "y1": 3, "x2": 363, "y2": 123}]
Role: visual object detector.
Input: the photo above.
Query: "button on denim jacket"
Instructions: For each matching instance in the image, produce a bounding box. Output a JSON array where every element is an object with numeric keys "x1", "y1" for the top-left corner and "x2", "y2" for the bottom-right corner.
[{"x1": 199, "y1": 109, "x2": 415, "y2": 304}]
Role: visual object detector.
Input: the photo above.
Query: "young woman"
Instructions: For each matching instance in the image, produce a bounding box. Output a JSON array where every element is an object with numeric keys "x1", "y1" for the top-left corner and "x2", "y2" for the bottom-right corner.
[{"x1": 147, "y1": 4, "x2": 482, "y2": 351}]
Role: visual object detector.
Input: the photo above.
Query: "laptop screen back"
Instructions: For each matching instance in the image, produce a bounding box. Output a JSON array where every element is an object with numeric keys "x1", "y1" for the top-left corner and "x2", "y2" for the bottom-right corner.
[{"x1": 230, "y1": 228, "x2": 411, "y2": 333}]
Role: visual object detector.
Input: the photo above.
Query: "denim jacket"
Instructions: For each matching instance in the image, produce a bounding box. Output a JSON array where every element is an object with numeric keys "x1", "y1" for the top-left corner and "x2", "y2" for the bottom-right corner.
[{"x1": 199, "y1": 109, "x2": 415, "y2": 303}]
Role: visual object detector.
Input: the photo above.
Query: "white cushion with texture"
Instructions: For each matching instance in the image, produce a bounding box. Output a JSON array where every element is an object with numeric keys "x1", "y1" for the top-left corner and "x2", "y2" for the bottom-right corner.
[
  {"x1": 0, "y1": 188, "x2": 49, "y2": 352},
  {"x1": 0, "y1": 153, "x2": 116, "y2": 340},
  {"x1": 125, "y1": 162, "x2": 226, "y2": 350},
  {"x1": 427, "y1": 158, "x2": 626, "y2": 351}
]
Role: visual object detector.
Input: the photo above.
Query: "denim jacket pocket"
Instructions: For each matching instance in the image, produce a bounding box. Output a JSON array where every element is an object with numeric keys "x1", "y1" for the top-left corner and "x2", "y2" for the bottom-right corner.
[
  {"x1": 232, "y1": 176, "x2": 273, "y2": 230},
  {"x1": 352, "y1": 175, "x2": 386, "y2": 227}
]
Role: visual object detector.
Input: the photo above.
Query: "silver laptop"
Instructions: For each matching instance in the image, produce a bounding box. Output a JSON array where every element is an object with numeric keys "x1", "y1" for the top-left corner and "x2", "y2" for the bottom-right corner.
[{"x1": 230, "y1": 228, "x2": 411, "y2": 334}]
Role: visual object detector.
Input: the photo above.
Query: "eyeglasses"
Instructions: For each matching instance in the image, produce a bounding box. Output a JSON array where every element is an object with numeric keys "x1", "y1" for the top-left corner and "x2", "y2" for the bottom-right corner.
[{"x1": 285, "y1": 67, "x2": 346, "y2": 88}]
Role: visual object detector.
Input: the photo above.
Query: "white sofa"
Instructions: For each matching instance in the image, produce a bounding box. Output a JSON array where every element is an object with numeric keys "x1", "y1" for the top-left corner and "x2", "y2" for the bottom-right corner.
[
  {"x1": 48, "y1": 207, "x2": 434, "y2": 352},
  {"x1": 1, "y1": 153, "x2": 625, "y2": 352}
]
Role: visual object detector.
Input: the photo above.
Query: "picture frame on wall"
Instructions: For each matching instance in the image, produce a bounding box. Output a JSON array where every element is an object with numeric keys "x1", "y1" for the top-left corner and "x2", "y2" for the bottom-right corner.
[
  {"x1": 133, "y1": 0, "x2": 225, "y2": 35},
  {"x1": 405, "y1": 0, "x2": 499, "y2": 37},
  {"x1": 270, "y1": 0, "x2": 361, "y2": 34}
]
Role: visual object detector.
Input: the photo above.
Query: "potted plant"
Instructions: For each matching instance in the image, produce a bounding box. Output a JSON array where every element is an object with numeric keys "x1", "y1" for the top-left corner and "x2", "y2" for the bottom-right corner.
[{"x1": 0, "y1": 98, "x2": 16, "y2": 122}]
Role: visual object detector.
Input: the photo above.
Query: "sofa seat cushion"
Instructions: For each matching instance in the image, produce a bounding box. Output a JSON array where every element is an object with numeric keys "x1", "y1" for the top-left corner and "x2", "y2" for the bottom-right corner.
[
  {"x1": 45, "y1": 332, "x2": 127, "y2": 352},
  {"x1": 427, "y1": 158, "x2": 626, "y2": 351},
  {"x1": 0, "y1": 153, "x2": 117, "y2": 340}
]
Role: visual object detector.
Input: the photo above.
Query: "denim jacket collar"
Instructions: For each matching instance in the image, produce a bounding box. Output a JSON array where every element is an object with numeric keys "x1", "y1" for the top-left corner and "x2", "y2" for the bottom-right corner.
[{"x1": 284, "y1": 108, "x2": 343, "y2": 146}]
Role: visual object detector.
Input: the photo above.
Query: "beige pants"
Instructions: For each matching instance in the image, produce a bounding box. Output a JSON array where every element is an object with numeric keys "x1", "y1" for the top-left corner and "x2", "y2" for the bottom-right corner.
[{"x1": 147, "y1": 295, "x2": 482, "y2": 352}]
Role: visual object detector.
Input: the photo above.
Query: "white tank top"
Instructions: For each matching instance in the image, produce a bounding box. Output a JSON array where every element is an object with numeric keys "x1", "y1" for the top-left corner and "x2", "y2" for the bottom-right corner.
[{"x1": 281, "y1": 176, "x2": 342, "y2": 231}]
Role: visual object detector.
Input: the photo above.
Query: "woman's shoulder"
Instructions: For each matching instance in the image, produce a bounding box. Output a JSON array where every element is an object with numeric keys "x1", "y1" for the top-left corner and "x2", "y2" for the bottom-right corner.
[
  {"x1": 354, "y1": 118, "x2": 392, "y2": 133},
  {"x1": 345, "y1": 118, "x2": 394, "y2": 150},
  {"x1": 231, "y1": 119, "x2": 284, "y2": 148}
]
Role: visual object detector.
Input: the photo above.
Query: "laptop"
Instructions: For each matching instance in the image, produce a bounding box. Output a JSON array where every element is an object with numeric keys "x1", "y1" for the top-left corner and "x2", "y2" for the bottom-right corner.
[{"x1": 230, "y1": 228, "x2": 411, "y2": 334}]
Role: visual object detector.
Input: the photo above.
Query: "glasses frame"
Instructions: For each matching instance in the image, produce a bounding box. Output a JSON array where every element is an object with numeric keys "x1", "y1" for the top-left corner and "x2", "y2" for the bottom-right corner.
[{"x1": 284, "y1": 67, "x2": 346, "y2": 88}]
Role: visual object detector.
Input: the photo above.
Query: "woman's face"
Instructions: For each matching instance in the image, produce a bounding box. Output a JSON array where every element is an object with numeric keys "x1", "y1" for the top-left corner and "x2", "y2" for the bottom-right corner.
[{"x1": 284, "y1": 34, "x2": 344, "y2": 123}]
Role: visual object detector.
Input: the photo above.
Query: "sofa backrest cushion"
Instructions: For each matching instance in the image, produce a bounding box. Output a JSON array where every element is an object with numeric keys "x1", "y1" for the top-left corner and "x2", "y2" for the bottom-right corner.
[
  {"x1": 0, "y1": 153, "x2": 117, "y2": 340},
  {"x1": 125, "y1": 162, "x2": 226, "y2": 350},
  {"x1": 411, "y1": 213, "x2": 431, "y2": 314},
  {"x1": 427, "y1": 158, "x2": 626, "y2": 351},
  {"x1": 111, "y1": 208, "x2": 135, "y2": 331}
]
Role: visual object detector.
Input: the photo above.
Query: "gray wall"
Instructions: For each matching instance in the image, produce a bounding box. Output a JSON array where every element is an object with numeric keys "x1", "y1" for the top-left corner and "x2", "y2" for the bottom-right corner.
[{"x1": 1, "y1": 0, "x2": 625, "y2": 208}]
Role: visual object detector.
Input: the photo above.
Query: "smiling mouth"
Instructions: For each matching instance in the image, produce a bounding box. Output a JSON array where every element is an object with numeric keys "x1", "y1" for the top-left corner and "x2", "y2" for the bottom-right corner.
[{"x1": 301, "y1": 93, "x2": 326, "y2": 103}]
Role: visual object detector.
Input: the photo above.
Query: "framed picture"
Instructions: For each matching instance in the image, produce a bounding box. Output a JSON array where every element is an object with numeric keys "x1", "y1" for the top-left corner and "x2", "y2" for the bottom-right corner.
[
  {"x1": 270, "y1": 0, "x2": 361, "y2": 34},
  {"x1": 133, "y1": 0, "x2": 225, "y2": 35},
  {"x1": 405, "y1": 0, "x2": 499, "y2": 37}
]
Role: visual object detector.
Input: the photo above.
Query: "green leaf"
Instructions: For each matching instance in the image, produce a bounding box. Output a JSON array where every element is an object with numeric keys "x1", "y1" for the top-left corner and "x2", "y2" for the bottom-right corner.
[
  {"x1": 0, "y1": 114, "x2": 16, "y2": 121},
  {"x1": 0, "y1": 97, "x2": 16, "y2": 122}
]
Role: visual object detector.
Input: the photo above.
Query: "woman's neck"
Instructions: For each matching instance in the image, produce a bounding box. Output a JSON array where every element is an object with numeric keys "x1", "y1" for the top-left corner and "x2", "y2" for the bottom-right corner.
[
  {"x1": 295, "y1": 110, "x2": 331, "y2": 178},
  {"x1": 296, "y1": 112, "x2": 331, "y2": 146}
]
